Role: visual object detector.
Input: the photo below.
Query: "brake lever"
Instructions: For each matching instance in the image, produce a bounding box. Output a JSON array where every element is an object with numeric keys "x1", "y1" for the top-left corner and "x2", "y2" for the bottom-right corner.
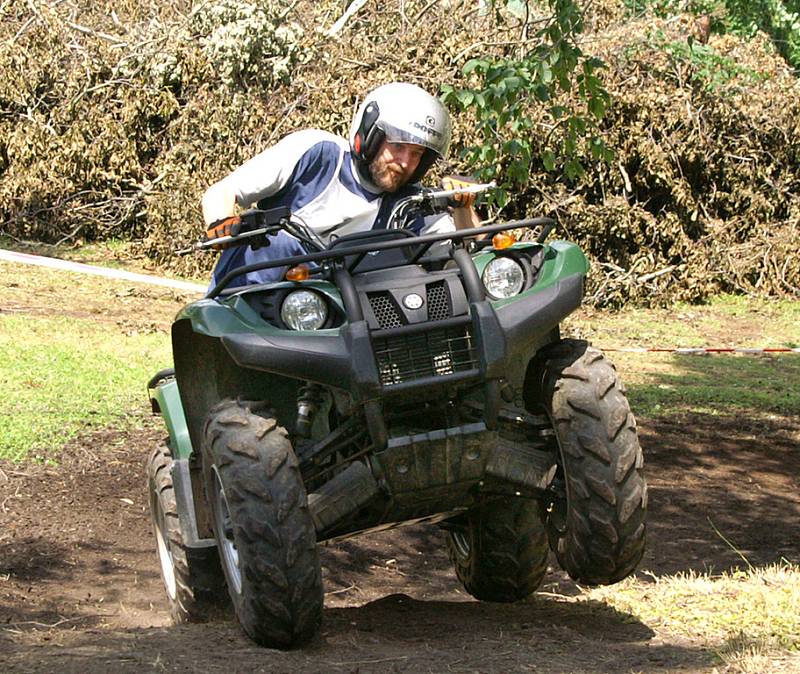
[
  {"x1": 176, "y1": 206, "x2": 294, "y2": 255},
  {"x1": 409, "y1": 181, "x2": 497, "y2": 205},
  {"x1": 175, "y1": 225, "x2": 282, "y2": 255}
]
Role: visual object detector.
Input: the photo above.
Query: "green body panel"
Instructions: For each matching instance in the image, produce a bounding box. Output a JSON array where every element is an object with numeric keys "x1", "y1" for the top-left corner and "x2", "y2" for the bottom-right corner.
[
  {"x1": 473, "y1": 240, "x2": 589, "y2": 309},
  {"x1": 175, "y1": 244, "x2": 587, "y2": 336},
  {"x1": 176, "y1": 280, "x2": 345, "y2": 338},
  {"x1": 150, "y1": 379, "x2": 194, "y2": 460}
]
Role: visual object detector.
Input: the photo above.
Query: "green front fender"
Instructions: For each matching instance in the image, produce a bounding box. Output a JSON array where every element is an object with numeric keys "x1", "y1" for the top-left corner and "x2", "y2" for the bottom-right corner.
[
  {"x1": 176, "y1": 280, "x2": 345, "y2": 339},
  {"x1": 472, "y1": 239, "x2": 589, "y2": 308},
  {"x1": 150, "y1": 379, "x2": 194, "y2": 460}
]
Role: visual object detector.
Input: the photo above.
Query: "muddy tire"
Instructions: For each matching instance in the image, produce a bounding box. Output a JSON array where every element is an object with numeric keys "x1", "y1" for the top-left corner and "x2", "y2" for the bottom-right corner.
[
  {"x1": 528, "y1": 339, "x2": 647, "y2": 585},
  {"x1": 202, "y1": 399, "x2": 323, "y2": 648},
  {"x1": 447, "y1": 498, "x2": 549, "y2": 602},
  {"x1": 146, "y1": 444, "x2": 223, "y2": 623}
]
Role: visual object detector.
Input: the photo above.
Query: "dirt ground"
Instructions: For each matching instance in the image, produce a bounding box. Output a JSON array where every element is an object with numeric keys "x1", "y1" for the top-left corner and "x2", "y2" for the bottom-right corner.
[
  {"x1": 1, "y1": 407, "x2": 798, "y2": 673},
  {"x1": 1, "y1": 263, "x2": 799, "y2": 673}
]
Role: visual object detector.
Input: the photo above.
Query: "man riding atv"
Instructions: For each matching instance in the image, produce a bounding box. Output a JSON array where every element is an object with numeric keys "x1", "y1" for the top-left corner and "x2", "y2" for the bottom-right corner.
[
  {"x1": 201, "y1": 82, "x2": 480, "y2": 287},
  {"x1": 146, "y1": 80, "x2": 647, "y2": 651}
]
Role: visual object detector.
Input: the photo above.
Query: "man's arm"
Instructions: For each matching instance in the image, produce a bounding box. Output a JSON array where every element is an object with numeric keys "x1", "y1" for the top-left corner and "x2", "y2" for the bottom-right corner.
[
  {"x1": 202, "y1": 180, "x2": 238, "y2": 226},
  {"x1": 201, "y1": 129, "x2": 344, "y2": 226}
]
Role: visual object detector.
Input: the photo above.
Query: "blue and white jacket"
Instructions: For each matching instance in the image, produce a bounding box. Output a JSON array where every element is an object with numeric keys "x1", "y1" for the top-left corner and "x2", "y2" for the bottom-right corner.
[{"x1": 211, "y1": 130, "x2": 453, "y2": 288}]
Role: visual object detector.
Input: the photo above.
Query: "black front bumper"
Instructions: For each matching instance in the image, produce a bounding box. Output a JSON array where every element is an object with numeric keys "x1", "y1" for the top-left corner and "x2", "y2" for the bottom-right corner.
[
  {"x1": 221, "y1": 271, "x2": 583, "y2": 447},
  {"x1": 223, "y1": 272, "x2": 581, "y2": 387}
]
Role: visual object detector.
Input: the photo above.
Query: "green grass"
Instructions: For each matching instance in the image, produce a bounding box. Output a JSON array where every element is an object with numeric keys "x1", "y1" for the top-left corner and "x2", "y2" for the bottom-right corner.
[
  {"x1": 565, "y1": 293, "x2": 800, "y2": 420},
  {"x1": 2, "y1": 265, "x2": 797, "y2": 461},
  {"x1": 0, "y1": 314, "x2": 170, "y2": 462},
  {"x1": 587, "y1": 563, "x2": 800, "y2": 670},
  {"x1": 569, "y1": 295, "x2": 800, "y2": 350},
  {"x1": 614, "y1": 351, "x2": 800, "y2": 419}
]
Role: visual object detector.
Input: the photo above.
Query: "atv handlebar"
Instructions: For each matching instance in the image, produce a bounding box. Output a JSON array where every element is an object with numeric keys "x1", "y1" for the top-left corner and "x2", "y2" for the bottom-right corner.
[
  {"x1": 181, "y1": 184, "x2": 497, "y2": 255},
  {"x1": 177, "y1": 206, "x2": 321, "y2": 256},
  {"x1": 386, "y1": 181, "x2": 496, "y2": 229},
  {"x1": 177, "y1": 225, "x2": 280, "y2": 255},
  {"x1": 206, "y1": 217, "x2": 556, "y2": 298}
]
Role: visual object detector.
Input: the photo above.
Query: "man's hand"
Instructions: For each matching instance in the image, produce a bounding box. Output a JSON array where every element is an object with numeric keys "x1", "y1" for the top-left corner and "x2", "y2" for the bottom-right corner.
[
  {"x1": 441, "y1": 175, "x2": 478, "y2": 209},
  {"x1": 205, "y1": 215, "x2": 242, "y2": 250}
]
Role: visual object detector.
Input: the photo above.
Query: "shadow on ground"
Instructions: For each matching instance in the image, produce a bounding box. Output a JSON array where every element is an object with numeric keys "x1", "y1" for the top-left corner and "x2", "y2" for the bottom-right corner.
[
  {"x1": 633, "y1": 384, "x2": 799, "y2": 576},
  {"x1": 2, "y1": 592, "x2": 714, "y2": 674}
]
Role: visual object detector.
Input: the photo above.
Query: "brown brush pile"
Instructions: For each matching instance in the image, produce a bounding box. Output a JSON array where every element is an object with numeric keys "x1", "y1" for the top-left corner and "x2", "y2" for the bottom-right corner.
[
  {"x1": 0, "y1": 0, "x2": 798, "y2": 305},
  {"x1": 561, "y1": 14, "x2": 800, "y2": 305}
]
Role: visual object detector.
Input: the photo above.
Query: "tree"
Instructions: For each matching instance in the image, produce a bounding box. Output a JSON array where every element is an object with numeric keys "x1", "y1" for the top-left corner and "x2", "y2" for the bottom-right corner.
[{"x1": 441, "y1": 0, "x2": 612, "y2": 210}]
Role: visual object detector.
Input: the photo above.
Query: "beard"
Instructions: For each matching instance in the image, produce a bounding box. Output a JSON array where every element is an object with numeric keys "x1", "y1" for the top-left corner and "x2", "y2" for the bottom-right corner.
[{"x1": 369, "y1": 160, "x2": 405, "y2": 192}]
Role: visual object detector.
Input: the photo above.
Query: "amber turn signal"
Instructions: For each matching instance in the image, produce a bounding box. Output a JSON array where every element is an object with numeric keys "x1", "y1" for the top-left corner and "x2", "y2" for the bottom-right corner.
[
  {"x1": 491, "y1": 232, "x2": 516, "y2": 250},
  {"x1": 285, "y1": 264, "x2": 310, "y2": 281}
]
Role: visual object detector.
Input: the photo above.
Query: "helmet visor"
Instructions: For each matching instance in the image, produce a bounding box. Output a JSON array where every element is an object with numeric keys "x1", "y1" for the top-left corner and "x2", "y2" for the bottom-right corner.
[{"x1": 377, "y1": 120, "x2": 449, "y2": 159}]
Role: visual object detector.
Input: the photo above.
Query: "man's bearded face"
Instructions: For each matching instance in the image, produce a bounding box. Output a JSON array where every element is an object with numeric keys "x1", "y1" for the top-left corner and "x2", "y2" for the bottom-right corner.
[{"x1": 368, "y1": 141, "x2": 425, "y2": 192}]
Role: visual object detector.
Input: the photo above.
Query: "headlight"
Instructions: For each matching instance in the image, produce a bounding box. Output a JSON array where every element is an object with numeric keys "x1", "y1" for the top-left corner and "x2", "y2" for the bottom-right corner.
[
  {"x1": 482, "y1": 256, "x2": 525, "y2": 299},
  {"x1": 280, "y1": 290, "x2": 328, "y2": 330}
]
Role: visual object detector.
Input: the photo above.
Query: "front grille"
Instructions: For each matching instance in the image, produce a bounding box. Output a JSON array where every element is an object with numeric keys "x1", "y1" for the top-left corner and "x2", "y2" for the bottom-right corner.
[
  {"x1": 373, "y1": 324, "x2": 478, "y2": 387},
  {"x1": 368, "y1": 292, "x2": 403, "y2": 329},
  {"x1": 426, "y1": 281, "x2": 451, "y2": 321}
]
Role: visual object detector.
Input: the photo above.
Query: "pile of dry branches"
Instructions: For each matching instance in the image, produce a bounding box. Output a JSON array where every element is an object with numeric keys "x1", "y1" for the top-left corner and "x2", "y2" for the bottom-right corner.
[{"x1": 1, "y1": 0, "x2": 797, "y2": 304}]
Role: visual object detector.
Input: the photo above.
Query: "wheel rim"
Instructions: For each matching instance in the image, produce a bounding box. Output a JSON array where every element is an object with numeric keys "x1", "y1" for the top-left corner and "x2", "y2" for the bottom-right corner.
[
  {"x1": 451, "y1": 530, "x2": 471, "y2": 560},
  {"x1": 150, "y1": 487, "x2": 177, "y2": 601},
  {"x1": 211, "y1": 466, "x2": 242, "y2": 595}
]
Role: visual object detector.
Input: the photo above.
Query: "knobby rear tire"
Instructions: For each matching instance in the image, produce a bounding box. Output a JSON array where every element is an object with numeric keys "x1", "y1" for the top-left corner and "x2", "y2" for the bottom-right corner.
[
  {"x1": 202, "y1": 399, "x2": 323, "y2": 649},
  {"x1": 447, "y1": 497, "x2": 549, "y2": 602},
  {"x1": 146, "y1": 444, "x2": 224, "y2": 623}
]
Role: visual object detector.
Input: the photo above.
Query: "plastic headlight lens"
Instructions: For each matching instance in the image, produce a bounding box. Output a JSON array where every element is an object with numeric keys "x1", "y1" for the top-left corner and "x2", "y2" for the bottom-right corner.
[
  {"x1": 280, "y1": 290, "x2": 328, "y2": 330},
  {"x1": 482, "y1": 256, "x2": 525, "y2": 299}
]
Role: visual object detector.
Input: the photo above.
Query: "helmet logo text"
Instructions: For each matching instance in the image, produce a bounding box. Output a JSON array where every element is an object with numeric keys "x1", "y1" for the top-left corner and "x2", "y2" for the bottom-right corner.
[{"x1": 409, "y1": 120, "x2": 442, "y2": 138}]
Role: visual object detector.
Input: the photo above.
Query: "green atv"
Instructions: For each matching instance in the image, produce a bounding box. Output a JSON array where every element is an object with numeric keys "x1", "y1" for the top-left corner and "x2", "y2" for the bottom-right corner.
[{"x1": 146, "y1": 183, "x2": 647, "y2": 648}]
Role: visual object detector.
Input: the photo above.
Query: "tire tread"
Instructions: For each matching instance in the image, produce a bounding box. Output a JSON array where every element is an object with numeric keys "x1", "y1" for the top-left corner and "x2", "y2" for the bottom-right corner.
[
  {"x1": 203, "y1": 399, "x2": 322, "y2": 649},
  {"x1": 146, "y1": 445, "x2": 224, "y2": 623},
  {"x1": 534, "y1": 339, "x2": 647, "y2": 585},
  {"x1": 447, "y1": 498, "x2": 549, "y2": 602}
]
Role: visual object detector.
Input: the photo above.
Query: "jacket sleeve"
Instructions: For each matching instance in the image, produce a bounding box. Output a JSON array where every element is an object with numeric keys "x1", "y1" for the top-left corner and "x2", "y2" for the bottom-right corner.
[
  {"x1": 419, "y1": 212, "x2": 456, "y2": 234},
  {"x1": 221, "y1": 130, "x2": 342, "y2": 208}
]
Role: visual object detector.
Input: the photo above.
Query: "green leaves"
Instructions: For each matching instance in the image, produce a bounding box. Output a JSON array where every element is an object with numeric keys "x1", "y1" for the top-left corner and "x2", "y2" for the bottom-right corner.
[
  {"x1": 645, "y1": 28, "x2": 766, "y2": 92},
  {"x1": 463, "y1": 58, "x2": 489, "y2": 75},
  {"x1": 442, "y1": 1, "x2": 613, "y2": 208}
]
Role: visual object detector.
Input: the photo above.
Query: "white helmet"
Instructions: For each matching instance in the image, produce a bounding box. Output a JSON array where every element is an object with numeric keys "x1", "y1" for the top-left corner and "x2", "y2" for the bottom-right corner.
[{"x1": 350, "y1": 82, "x2": 452, "y2": 183}]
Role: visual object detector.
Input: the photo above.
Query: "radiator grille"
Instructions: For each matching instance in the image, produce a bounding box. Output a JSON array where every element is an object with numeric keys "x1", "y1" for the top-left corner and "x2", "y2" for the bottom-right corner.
[
  {"x1": 373, "y1": 324, "x2": 478, "y2": 387},
  {"x1": 368, "y1": 292, "x2": 403, "y2": 329},
  {"x1": 426, "y1": 281, "x2": 451, "y2": 321}
]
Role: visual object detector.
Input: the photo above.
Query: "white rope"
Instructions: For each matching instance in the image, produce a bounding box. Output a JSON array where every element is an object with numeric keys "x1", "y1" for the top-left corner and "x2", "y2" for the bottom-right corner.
[
  {"x1": 2, "y1": 248, "x2": 797, "y2": 353},
  {"x1": 604, "y1": 347, "x2": 800, "y2": 354},
  {"x1": 0, "y1": 249, "x2": 206, "y2": 294}
]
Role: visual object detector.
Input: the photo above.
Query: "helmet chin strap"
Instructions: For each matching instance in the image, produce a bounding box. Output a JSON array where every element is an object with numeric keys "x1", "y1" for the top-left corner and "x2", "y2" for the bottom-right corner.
[{"x1": 407, "y1": 149, "x2": 438, "y2": 184}]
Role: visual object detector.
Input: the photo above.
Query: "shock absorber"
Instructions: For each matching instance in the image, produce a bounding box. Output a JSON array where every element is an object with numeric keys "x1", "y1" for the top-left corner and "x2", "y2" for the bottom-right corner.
[{"x1": 296, "y1": 382, "x2": 324, "y2": 438}]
